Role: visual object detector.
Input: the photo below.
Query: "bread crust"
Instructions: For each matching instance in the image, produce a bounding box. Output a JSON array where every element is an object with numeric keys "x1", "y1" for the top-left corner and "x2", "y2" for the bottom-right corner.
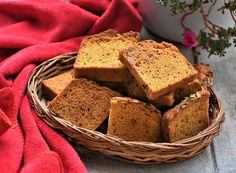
[
  {"x1": 74, "y1": 65, "x2": 133, "y2": 82},
  {"x1": 174, "y1": 79, "x2": 202, "y2": 102},
  {"x1": 194, "y1": 63, "x2": 213, "y2": 88},
  {"x1": 174, "y1": 63, "x2": 213, "y2": 102}
]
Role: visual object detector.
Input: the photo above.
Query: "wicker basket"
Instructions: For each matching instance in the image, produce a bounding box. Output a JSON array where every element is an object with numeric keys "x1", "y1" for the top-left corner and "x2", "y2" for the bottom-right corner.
[{"x1": 27, "y1": 52, "x2": 225, "y2": 164}]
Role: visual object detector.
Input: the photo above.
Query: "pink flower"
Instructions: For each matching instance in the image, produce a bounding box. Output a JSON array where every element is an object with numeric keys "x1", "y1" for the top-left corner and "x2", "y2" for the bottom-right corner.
[{"x1": 182, "y1": 31, "x2": 199, "y2": 48}]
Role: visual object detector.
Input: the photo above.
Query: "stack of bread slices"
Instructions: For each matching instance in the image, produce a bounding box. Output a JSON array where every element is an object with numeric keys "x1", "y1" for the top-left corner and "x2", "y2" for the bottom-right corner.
[{"x1": 42, "y1": 29, "x2": 213, "y2": 143}]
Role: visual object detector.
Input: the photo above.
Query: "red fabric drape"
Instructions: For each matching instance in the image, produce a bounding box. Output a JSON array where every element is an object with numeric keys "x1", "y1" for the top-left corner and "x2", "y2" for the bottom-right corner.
[{"x1": 0, "y1": 0, "x2": 141, "y2": 172}]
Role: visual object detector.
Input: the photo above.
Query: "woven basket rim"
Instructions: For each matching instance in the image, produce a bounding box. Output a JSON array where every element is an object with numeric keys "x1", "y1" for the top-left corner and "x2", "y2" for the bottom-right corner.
[{"x1": 27, "y1": 52, "x2": 225, "y2": 163}]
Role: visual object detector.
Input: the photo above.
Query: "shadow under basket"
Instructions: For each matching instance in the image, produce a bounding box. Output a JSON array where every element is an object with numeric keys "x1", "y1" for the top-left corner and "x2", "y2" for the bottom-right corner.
[{"x1": 27, "y1": 52, "x2": 225, "y2": 164}]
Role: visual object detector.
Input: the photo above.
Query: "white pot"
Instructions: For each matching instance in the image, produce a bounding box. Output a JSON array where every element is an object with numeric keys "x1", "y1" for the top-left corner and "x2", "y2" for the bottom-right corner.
[{"x1": 138, "y1": 0, "x2": 234, "y2": 42}]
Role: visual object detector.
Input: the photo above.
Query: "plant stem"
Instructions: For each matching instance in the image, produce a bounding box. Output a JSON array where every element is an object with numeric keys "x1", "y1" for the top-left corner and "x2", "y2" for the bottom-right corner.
[
  {"x1": 180, "y1": 11, "x2": 196, "y2": 30},
  {"x1": 200, "y1": 3, "x2": 218, "y2": 34},
  {"x1": 191, "y1": 47, "x2": 198, "y2": 64},
  {"x1": 207, "y1": 0, "x2": 217, "y2": 16}
]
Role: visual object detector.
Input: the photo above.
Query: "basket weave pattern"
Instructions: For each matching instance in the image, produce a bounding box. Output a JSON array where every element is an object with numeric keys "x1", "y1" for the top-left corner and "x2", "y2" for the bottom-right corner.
[{"x1": 27, "y1": 52, "x2": 225, "y2": 164}]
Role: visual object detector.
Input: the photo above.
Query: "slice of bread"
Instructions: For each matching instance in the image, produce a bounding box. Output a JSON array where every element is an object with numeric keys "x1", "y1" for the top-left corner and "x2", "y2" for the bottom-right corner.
[
  {"x1": 119, "y1": 40, "x2": 198, "y2": 100},
  {"x1": 174, "y1": 63, "x2": 213, "y2": 102},
  {"x1": 174, "y1": 79, "x2": 202, "y2": 103},
  {"x1": 161, "y1": 90, "x2": 210, "y2": 142},
  {"x1": 156, "y1": 92, "x2": 175, "y2": 107},
  {"x1": 48, "y1": 79, "x2": 122, "y2": 131},
  {"x1": 42, "y1": 70, "x2": 74, "y2": 100},
  {"x1": 107, "y1": 97, "x2": 161, "y2": 142},
  {"x1": 125, "y1": 80, "x2": 175, "y2": 107},
  {"x1": 74, "y1": 29, "x2": 140, "y2": 82},
  {"x1": 194, "y1": 63, "x2": 213, "y2": 88}
]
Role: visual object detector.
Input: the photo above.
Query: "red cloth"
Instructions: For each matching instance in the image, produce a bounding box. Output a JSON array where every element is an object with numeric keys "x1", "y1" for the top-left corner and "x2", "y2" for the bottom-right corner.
[{"x1": 0, "y1": 0, "x2": 141, "y2": 173}]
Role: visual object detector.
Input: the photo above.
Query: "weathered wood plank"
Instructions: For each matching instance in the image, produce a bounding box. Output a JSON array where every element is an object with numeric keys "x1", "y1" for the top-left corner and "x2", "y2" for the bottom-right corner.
[
  {"x1": 78, "y1": 146, "x2": 215, "y2": 173},
  {"x1": 198, "y1": 50, "x2": 236, "y2": 173}
]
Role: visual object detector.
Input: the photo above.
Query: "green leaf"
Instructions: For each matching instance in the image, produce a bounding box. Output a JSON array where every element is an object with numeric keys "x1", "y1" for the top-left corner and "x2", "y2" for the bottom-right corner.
[
  {"x1": 233, "y1": 39, "x2": 236, "y2": 47},
  {"x1": 189, "y1": 0, "x2": 201, "y2": 11},
  {"x1": 156, "y1": 0, "x2": 186, "y2": 14}
]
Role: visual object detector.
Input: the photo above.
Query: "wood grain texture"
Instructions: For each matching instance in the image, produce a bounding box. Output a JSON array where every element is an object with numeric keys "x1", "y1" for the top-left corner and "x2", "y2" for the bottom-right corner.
[
  {"x1": 77, "y1": 27, "x2": 235, "y2": 173},
  {"x1": 198, "y1": 49, "x2": 236, "y2": 173},
  {"x1": 77, "y1": 146, "x2": 215, "y2": 173}
]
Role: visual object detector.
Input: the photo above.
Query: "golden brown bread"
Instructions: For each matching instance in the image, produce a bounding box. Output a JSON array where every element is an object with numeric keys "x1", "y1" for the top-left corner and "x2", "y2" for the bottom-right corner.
[
  {"x1": 48, "y1": 79, "x2": 121, "y2": 130},
  {"x1": 74, "y1": 29, "x2": 140, "y2": 82},
  {"x1": 125, "y1": 80, "x2": 175, "y2": 107},
  {"x1": 174, "y1": 63, "x2": 213, "y2": 102},
  {"x1": 41, "y1": 70, "x2": 74, "y2": 100},
  {"x1": 194, "y1": 63, "x2": 213, "y2": 88},
  {"x1": 174, "y1": 79, "x2": 202, "y2": 102},
  {"x1": 162, "y1": 90, "x2": 210, "y2": 142},
  {"x1": 107, "y1": 97, "x2": 161, "y2": 142},
  {"x1": 96, "y1": 81, "x2": 127, "y2": 94},
  {"x1": 43, "y1": 33, "x2": 213, "y2": 143},
  {"x1": 119, "y1": 40, "x2": 198, "y2": 100},
  {"x1": 156, "y1": 92, "x2": 175, "y2": 107}
]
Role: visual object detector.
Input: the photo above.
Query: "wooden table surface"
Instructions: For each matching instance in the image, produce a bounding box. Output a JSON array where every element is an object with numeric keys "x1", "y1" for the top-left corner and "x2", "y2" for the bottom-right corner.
[{"x1": 77, "y1": 28, "x2": 236, "y2": 173}]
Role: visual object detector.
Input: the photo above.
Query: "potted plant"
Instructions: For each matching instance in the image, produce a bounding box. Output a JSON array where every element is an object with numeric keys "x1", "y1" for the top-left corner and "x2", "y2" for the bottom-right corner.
[{"x1": 138, "y1": 0, "x2": 236, "y2": 59}]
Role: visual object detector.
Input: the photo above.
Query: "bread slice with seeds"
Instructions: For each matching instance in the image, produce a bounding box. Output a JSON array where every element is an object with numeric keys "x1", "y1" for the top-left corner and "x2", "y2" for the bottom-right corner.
[
  {"x1": 41, "y1": 70, "x2": 74, "y2": 100},
  {"x1": 162, "y1": 90, "x2": 210, "y2": 142},
  {"x1": 119, "y1": 40, "x2": 198, "y2": 100},
  {"x1": 74, "y1": 29, "x2": 140, "y2": 82},
  {"x1": 48, "y1": 79, "x2": 121, "y2": 131},
  {"x1": 107, "y1": 97, "x2": 161, "y2": 142}
]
